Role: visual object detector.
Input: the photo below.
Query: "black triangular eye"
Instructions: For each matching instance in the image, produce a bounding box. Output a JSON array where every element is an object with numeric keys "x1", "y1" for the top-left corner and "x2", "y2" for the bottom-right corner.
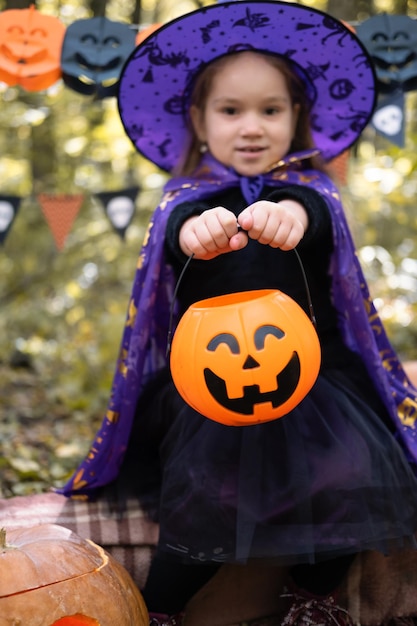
[
  {"x1": 207, "y1": 333, "x2": 240, "y2": 354},
  {"x1": 254, "y1": 325, "x2": 284, "y2": 349}
]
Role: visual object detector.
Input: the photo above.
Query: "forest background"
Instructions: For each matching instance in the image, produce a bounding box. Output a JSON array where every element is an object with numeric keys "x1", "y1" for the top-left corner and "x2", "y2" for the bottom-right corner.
[{"x1": 1, "y1": 0, "x2": 417, "y2": 497}]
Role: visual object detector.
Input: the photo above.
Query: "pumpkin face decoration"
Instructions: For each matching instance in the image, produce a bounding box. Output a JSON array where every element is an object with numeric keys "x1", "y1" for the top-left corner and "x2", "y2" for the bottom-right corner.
[
  {"x1": 0, "y1": 6, "x2": 65, "y2": 91},
  {"x1": 356, "y1": 13, "x2": 417, "y2": 93},
  {"x1": 136, "y1": 23, "x2": 162, "y2": 46},
  {"x1": 170, "y1": 289, "x2": 321, "y2": 426},
  {"x1": 0, "y1": 524, "x2": 148, "y2": 625},
  {"x1": 61, "y1": 17, "x2": 136, "y2": 98}
]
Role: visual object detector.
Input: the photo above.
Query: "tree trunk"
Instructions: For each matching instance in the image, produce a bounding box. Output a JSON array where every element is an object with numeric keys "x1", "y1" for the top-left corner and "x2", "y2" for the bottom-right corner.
[
  {"x1": 4, "y1": 0, "x2": 32, "y2": 7},
  {"x1": 130, "y1": 0, "x2": 141, "y2": 28},
  {"x1": 327, "y1": 0, "x2": 367, "y2": 21},
  {"x1": 89, "y1": 0, "x2": 107, "y2": 18}
]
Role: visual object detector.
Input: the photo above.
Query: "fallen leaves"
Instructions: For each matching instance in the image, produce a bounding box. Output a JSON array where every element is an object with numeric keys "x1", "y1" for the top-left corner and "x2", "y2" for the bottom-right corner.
[{"x1": 0, "y1": 364, "x2": 102, "y2": 497}]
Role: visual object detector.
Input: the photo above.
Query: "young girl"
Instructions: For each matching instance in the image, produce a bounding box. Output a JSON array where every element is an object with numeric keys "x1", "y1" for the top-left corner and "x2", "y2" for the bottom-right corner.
[{"x1": 62, "y1": 3, "x2": 417, "y2": 624}]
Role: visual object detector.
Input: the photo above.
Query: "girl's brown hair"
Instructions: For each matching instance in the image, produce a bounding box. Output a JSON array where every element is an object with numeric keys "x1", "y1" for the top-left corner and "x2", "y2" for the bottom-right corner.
[{"x1": 177, "y1": 51, "x2": 327, "y2": 176}]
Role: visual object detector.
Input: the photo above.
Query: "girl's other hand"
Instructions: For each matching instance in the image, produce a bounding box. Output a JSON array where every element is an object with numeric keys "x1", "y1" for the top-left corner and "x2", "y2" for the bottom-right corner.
[
  {"x1": 238, "y1": 199, "x2": 308, "y2": 250},
  {"x1": 179, "y1": 206, "x2": 248, "y2": 259}
]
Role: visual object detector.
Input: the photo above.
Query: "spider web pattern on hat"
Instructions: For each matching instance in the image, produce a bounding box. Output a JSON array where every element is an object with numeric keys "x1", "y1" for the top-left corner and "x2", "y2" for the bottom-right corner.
[{"x1": 117, "y1": 0, "x2": 377, "y2": 172}]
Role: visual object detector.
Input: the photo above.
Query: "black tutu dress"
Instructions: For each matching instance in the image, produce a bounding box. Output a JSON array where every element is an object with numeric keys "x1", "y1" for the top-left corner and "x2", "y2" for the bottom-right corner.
[
  {"x1": 124, "y1": 353, "x2": 417, "y2": 566},
  {"x1": 111, "y1": 185, "x2": 417, "y2": 567}
]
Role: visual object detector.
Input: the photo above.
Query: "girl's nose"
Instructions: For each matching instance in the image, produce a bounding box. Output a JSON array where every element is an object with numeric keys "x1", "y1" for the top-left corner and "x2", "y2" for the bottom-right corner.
[{"x1": 241, "y1": 113, "x2": 263, "y2": 135}]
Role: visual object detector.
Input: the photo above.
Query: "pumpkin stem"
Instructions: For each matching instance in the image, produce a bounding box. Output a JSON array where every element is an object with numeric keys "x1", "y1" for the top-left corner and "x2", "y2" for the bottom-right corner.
[
  {"x1": 0, "y1": 527, "x2": 16, "y2": 551},
  {"x1": 0, "y1": 528, "x2": 16, "y2": 552}
]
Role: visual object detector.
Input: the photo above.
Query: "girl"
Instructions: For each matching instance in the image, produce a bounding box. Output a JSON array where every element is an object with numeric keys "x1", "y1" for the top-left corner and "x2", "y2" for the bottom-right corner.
[{"x1": 62, "y1": 3, "x2": 417, "y2": 625}]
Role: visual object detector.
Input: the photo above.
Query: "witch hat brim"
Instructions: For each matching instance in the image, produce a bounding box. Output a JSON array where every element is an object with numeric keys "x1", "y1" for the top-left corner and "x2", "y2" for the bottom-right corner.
[{"x1": 118, "y1": 1, "x2": 377, "y2": 172}]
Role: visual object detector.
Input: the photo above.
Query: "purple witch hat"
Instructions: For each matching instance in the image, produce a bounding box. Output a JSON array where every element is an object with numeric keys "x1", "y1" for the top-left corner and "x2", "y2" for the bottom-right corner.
[{"x1": 117, "y1": 1, "x2": 377, "y2": 172}]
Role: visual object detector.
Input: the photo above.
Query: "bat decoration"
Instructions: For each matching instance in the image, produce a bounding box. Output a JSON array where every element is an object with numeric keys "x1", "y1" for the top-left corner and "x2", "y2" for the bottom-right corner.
[
  {"x1": 0, "y1": 6, "x2": 65, "y2": 91},
  {"x1": 61, "y1": 17, "x2": 136, "y2": 98},
  {"x1": 356, "y1": 13, "x2": 417, "y2": 93}
]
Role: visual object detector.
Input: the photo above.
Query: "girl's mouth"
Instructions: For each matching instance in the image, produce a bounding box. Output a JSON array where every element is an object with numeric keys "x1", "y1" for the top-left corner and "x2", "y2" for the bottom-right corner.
[{"x1": 239, "y1": 147, "x2": 264, "y2": 153}]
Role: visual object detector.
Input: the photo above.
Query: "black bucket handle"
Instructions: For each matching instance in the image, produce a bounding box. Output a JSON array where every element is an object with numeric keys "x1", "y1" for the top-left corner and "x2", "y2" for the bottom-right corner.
[{"x1": 166, "y1": 247, "x2": 316, "y2": 357}]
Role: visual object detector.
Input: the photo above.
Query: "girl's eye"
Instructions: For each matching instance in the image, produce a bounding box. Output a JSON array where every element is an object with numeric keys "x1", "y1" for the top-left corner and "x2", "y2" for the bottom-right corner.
[
  {"x1": 265, "y1": 107, "x2": 279, "y2": 115},
  {"x1": 223, "y1": 107, "x2": 237, "y2": 115}
]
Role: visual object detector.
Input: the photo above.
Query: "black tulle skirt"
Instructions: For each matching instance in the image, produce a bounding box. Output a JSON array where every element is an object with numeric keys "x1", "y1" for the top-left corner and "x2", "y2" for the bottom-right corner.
[{"x1": 111, "y1": 356, "x2": 417, "y2": 567}]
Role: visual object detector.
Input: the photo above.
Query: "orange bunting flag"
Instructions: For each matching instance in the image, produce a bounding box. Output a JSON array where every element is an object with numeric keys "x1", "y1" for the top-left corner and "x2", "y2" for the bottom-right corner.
[{"x1": 38, "y1": 193, "x2": 84, "y2": 250}]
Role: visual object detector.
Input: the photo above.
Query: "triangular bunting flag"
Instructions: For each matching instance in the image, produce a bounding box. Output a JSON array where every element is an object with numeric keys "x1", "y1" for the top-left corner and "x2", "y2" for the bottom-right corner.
[
  {"x1": 95, "y1": 186, "x2": 139, "y2": 239},
  {"x1": 371, "y1": 91, "x2": 406, "y2": 148},
  {"x1": 38, "y1": 193, "x2": 84, "y2": 250},
  {"x1": 0, "y1": 194, "x2": 21, "y2": 245}
]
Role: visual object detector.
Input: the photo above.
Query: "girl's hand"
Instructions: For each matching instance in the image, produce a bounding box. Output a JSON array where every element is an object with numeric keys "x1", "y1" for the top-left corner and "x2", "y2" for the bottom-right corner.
[
  {"x1": 238, "y1": 199, "x2": 308, "y2": 250},
  {"x1": 179, "y1": 206, "x2": 248, "y2": 259}
]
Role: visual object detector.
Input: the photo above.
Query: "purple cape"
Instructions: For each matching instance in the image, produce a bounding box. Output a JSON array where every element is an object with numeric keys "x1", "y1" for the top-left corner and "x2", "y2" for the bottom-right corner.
[{"x1": 61, "y1": 154, "x2": 417, "y2": 498}]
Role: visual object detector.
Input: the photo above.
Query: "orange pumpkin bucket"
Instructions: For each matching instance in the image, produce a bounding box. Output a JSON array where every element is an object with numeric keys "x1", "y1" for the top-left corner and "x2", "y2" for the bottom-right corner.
[{"x1": 170, "y1": 287, "x2": 321, "y2": 426}]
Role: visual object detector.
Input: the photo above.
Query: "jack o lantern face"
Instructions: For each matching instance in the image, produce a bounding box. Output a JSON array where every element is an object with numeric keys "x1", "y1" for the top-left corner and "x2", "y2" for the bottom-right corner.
[
  {"x1": 61, "y1": 17, "x2": 136, "y2": 98},
  {"x1": 0, "y1": 6, "x2": 65, "y2": 91},
  {"x1": 170, "y1": 289, "x2": 321, "y2": 426},
  {"x1": 204, "y1": 326, "x2": 301, "y2": 415},
  {"x1": 51, "y1": 615, "x2": 99, "y2": 625},
  {"x1": 356, "y1": 14, "x2": 417, "y2": 93}
]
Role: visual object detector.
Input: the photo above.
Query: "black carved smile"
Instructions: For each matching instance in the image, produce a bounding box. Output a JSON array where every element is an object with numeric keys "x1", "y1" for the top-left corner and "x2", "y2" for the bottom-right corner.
[
  {"x1": 75, "y1": 52, "x2": 122, "y2": 72},
  {"x1": 203, "y1": 352, "x2": 300, "y2": 415}
]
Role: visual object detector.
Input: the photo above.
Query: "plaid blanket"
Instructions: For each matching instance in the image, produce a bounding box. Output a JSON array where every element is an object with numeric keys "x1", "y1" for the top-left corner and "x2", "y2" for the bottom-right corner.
[
  {"x1": 0, "y1": 492, "x2": 158, "y2": 591},
  {"x1": 1, "y1": 492, "x2": 417, "y2": 625}
]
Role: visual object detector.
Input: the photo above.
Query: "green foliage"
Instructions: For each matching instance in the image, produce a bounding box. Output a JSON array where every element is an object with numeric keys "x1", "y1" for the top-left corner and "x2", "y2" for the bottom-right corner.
[
  {"x1": 0, "y1": 83, "x2": 167, "y2": 496},
  {"x1": 343, "y1": 95, "x2": 417, "y2": 361}
]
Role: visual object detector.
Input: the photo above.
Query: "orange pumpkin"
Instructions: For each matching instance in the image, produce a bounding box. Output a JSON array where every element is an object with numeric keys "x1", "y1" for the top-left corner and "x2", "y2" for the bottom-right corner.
[
  {"x1": 170, "y1": 289, "x2": 321, "y2": 426},
  {"x1": 0, "y1": 5, "x2": 65, "y2": 91},
  {"x1": 51, "y1": 616, "x2": 100, "y2": 625},
  {"x1": 0, "y1": 524, "x2": 148, "y2": 625},
  {"x1": 136, "y1": 23, "x2": 162, "y2": 45}
]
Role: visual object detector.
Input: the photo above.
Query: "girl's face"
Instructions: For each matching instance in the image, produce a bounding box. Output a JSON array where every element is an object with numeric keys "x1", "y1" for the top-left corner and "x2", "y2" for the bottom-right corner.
[{"x1": 190, "y1": 52, "x2": 300, "y2": 177}]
